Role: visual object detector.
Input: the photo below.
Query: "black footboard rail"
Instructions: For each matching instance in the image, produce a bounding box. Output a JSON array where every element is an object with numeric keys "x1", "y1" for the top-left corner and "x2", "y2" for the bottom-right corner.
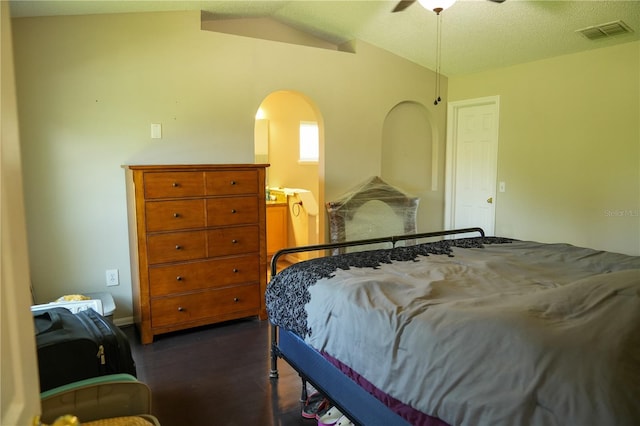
[{"x1": 268, "y1": 226, "x2": 484, "y2": 378}]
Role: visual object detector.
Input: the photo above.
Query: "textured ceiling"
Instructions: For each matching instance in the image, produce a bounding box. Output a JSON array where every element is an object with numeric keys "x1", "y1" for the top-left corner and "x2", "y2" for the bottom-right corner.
[{"x1": 9, "y1": 0, "x2": 640, "y2": 75}]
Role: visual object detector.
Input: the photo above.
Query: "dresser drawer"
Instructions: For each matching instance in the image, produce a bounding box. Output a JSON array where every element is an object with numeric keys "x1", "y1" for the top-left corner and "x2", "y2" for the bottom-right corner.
[
  {"x1": 150, "y1": 284, "x2": 260, "y2": 328},
  {"x1": 145, "y1": 199, "x2": 205, "y2": 232},
  {"x1": 208, "y1": 225, "x2": 259, "y2": 257},
  {"x1": 147, "y1": 231, "x2": 206, "y2": 264},
  {"x1": 144, "y1": 172, "x2": 205, "y2": 199},
  {"x1": 207, "y1": 197, "x2": 258, "y2": 226},
  {"x1": 205, "y1": 170, "x2": 258, "y2": 196},
  {"x1": 148, "y1": 256, "x2": 259, "y2": 297}
]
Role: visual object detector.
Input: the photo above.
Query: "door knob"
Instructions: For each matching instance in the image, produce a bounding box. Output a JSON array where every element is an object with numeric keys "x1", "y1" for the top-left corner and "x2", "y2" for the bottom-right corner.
[{"x1": 487, "y1": 197, "x2": 493, "y2": 204}]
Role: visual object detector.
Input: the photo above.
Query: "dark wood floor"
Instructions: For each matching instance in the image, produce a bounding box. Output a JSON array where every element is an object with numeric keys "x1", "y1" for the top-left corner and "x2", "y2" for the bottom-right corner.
[{"x1": 123, "y1": 318, "x2": 313, "y2": 426}]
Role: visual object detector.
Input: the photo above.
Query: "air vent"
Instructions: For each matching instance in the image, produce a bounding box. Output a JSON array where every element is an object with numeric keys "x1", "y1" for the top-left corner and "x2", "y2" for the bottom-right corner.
[{"x1": 577, "y1": 20, "x2": 633, "y2": 41}]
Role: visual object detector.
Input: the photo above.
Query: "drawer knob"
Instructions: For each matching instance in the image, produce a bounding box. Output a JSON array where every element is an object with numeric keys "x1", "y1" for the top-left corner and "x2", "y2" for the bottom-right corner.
[
  {"x1": 230, "y1": 180, "x2": 236, "y2": 185},
  {"x1": 232, "y1": 268, "x2": 238, "y2": 273},
  {"x1": 231, "y1": 209, "x2": 237, "y2": 214},
  {"x1": 176, "y1": 276, "x2": 183, "y2": 281},
  {"x1": 172, "y1": 182, "x2": 180, "y2": 188},
  {"x1": 178, "y1": 306, "x2": 185, "y2": 312},
  {"x1": 173, "y1": 213, "x2": 180, "y2": 218},
  {"x1": 233, "y1": 298, "x2": 239, "y2": 303},
  {"x1": 175, "y1": 245, "x2": 182, "y2": 250},
  {"x1": 231, "y1": 239, "x2": 238, "y2": 244}
]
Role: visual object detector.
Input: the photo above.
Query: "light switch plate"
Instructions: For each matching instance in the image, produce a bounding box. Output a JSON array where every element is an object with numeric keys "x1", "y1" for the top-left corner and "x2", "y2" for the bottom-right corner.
[{"x1": 151, "y1": 123, "x2": 162, "y2": 139}]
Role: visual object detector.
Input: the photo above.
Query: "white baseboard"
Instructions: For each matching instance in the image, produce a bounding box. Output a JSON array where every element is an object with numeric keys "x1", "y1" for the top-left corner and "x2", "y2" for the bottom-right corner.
[{"x1": 113, "y1": 316, "x2": 134, "y2": 327}]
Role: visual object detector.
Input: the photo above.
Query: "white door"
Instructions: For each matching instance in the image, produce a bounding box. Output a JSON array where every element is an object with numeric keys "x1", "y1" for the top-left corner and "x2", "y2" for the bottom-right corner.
[
  {"x1": 1, "y1": 2, "x2": 42, "y2": 424},
  {"x1": 444, "y1": 96, "x2": 500, "y2": 236}
]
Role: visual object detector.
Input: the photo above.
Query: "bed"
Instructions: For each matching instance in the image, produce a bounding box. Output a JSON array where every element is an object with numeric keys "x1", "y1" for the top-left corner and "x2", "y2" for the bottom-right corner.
[{"x1": 266, "y1": 228, "x2": 640, "y2": 426}]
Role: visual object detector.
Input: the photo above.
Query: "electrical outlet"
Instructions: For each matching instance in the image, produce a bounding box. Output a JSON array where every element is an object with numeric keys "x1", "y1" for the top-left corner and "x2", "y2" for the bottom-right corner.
[{"x1": 106, "y1": 269, "x2": 119, "y2": 286}]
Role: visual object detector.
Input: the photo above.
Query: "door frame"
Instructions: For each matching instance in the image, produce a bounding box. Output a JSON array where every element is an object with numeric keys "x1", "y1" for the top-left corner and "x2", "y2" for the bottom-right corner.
[
  {"x1": 1, "y1": 1, "x2": 43, "y2": 423},
  {"x1": 444, "y1": 95, "x2": 500, "y2": 233}
]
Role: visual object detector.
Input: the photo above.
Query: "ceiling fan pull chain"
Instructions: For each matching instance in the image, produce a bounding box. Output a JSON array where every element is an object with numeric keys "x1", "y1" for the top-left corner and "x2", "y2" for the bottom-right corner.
[
  {"x1": 438, "y1": 13, "x2": 443, "y2": 103},
  {"x1": 434, "y1": 12, "x2": 442, "y2": 105}
]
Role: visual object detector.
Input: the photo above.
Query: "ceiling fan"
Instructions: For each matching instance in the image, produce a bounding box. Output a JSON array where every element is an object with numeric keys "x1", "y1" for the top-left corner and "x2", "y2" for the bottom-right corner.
[
  {"x1": 392, "y1": 0, "x2": 505, "y2": 13},
  {"x1": 392, "y1": 0, "x2": 505, "y2": 106}
]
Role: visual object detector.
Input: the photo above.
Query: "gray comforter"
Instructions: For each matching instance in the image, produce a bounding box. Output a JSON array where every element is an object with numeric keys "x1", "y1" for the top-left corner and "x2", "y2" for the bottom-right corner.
[{"x1": 268, "y1": 239, "x2": 640, "y2": 426}]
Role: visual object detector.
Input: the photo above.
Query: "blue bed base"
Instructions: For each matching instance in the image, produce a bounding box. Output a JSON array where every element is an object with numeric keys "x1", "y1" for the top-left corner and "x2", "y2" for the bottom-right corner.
[{"x1": 272, "y1": 327, "x2": 410, "y2": 426}]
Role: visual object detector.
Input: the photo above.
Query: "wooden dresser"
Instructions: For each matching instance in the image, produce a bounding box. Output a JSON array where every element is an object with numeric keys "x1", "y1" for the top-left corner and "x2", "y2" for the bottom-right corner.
[{"x1": 124, "y1": 164, "x2": 268, "y2": 344}]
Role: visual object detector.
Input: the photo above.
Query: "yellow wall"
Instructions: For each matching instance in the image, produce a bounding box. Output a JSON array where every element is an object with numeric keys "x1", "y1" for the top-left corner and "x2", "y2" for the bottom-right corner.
[
  {"x1": 382, "y1": 101, "x2": 441, "y2": 232},
  {"x1": 259, "y1": 91, "x2": 321, "y2": 249},
  {"x1": 259, "y1": 91, "x2": 319, "y2": 198},
  {"x1": 12, "y1": 11, "x2": 445, "y2": 321},
  {"x1": 450, "y1": 41, "x2": 640, "y2": 256}
]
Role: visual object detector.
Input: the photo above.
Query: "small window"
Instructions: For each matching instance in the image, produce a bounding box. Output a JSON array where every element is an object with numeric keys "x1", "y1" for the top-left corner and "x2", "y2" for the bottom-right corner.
[{"x1": 299, "y1": 121, "x2": 319, "y2": 163}]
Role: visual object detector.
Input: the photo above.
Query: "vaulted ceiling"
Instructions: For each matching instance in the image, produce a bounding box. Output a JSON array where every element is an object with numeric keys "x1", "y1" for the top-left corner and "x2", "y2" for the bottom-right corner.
[{"x1": 9, "y1": 0, "x2": 640, "y2": 75}]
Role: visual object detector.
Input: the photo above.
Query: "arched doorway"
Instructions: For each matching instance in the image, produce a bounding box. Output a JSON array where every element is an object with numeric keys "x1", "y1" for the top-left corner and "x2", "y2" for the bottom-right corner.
[{"x1": 255, "y1": 90, "x2": 324, "y2": 262}]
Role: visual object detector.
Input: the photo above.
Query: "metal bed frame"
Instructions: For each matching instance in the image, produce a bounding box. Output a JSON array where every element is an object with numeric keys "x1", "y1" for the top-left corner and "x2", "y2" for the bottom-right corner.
[{"x1": 268, "y1": 227, "x2": 485, "y2": 425}]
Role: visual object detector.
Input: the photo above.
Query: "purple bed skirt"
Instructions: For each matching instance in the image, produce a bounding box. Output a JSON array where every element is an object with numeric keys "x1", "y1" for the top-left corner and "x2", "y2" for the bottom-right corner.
[{"x1": 322, "y1": 351, "x2": 450, "y2": 426}]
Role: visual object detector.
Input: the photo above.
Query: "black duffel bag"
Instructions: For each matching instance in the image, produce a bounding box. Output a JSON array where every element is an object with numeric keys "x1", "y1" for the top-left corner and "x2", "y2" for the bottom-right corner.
[{"x1": 34, "y1": 307, "x2": 136, "y2": 392}]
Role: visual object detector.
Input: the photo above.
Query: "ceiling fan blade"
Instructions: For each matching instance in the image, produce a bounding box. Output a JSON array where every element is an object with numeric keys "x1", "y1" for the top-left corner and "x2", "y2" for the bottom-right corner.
[{"x1": 392, "y1": 0, "x2": 416, "y2": 13}]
